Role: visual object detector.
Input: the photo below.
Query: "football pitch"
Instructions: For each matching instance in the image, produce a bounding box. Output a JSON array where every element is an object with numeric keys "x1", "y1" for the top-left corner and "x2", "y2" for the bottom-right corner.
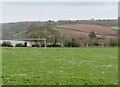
[{"x1": 2, "y1": 47, "x2": 118, "y2": 85}]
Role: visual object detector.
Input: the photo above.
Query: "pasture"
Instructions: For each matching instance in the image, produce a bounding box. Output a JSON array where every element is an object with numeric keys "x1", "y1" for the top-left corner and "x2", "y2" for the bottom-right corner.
[
  {"x1": 110, "y1": 26, "x2": 119, "y2": 30},
  {"x1": 2, "y1": 47, "x2": 118, "y2": 85}
]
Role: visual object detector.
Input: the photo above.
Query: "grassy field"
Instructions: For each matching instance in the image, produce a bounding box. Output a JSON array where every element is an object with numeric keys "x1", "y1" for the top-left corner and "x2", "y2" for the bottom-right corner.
[
  {"x1": 0, "y1": 47, "x2": 2, "y2": 86},
  {"x1": 2, "y1": 47, "x2": 118, "y2": 85},
  {"x1": 110, "y1": 26, "x2": 119, "y2": 30}
]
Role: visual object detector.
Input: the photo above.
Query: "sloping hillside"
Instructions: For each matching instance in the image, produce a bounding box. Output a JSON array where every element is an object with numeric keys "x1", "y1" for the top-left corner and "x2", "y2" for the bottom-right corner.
[
  {"x1": 1, "y1": 20, "x2": 118, "y2": 39},
  {"x1": 57, "y1": 24, "x2": 118, "y2": 36},
  {"x1": 1, "y1": 21, "x2": 57, "y2": 39}
]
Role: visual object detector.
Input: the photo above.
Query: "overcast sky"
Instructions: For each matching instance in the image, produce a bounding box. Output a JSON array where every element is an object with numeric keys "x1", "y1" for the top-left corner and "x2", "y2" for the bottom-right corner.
[
  {"x1": 1, "y1": 0, "x2": 120, "y2": 2},
  {"x1": 0, "y1": 0, "x2": 119, "y2": 23}
]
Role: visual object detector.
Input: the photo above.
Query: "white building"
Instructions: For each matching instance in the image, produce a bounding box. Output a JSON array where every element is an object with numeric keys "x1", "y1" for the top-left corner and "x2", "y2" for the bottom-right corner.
[{"x1": 0, "y1": 40, "x2": 32, "y2": 47}]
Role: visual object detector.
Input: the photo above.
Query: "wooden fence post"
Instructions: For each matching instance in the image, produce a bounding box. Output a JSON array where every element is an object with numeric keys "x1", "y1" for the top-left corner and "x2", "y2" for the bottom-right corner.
[
  {"x1": 86, "y1": 43, "x2": 88, "y2": 48},
  {"x1": 102, "y1": 43, "x2": 104, "y2": 47},
  {"x1": 44, "y1": 39, "x2": 47, "y2": 49}
]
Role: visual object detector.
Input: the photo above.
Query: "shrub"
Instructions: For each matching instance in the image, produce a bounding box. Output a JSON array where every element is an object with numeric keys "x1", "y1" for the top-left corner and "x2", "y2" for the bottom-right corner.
[
  {"x1": 47, "y1": 44, "x2": 61, "y2": 47},
  {"x1": 88, "y1": 38, "x2": 98, "y2": 44},
  {"x1": 24, "y1": 42, "x2": 27, "y2": 47},
  {"x1": 109, "y1": 38, "x2": 118, "y2": 47},
  {"x1": 41, "y1": 44, "x2": 45, "y2": 47},
  {"x1": 88, "y1": 31, "x2": 97, "y2": 39},
  {"x1": 118, "y1": 38, "x2": 120, "y2": 47},
  {"x1": 32, "y1": 44, "x2": 40, "y2": 47},
  {"x1": 15, "y1": 43, "x2": 24, "y2": 47},
  {"x1": 103, "y1": 38, "x2": 118, "y2": 47},
  {"x1": 2, "y1": 41, "x2": 13, "y2": 47},
  {"x1": 64, "y1": 38, "x2": 80, "y2": 47},
  {"x1": 0, "y1": 43, "x2": 2, "y2": 46}
]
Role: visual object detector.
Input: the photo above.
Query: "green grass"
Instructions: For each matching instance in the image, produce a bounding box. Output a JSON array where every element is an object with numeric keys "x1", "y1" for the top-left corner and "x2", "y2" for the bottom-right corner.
[
  {"x1": 9, "y1": 30, "x2": 27, "y2": 38},
  {"x1": 110, "y1": 26, "x2": 119, "y2": 30},
  {"x1": 2, "y1": 47, "x2": 118, "y2": 85},
  {"x1": 0, "y1": 47, "x2": 2, "y2": 86}
]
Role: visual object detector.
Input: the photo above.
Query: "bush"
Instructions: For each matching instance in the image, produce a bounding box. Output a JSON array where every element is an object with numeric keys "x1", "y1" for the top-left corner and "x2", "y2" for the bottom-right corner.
[
  {"x1": 32, "y1": 44, "x2": 40, "y2": 47},
  {"x1": 2, "y1": 41, "x2": 13, "y2": 47},
  {"x1": 88, "y1": 31, "x2": 97, "y2": 39},
  {"x1": 64, "y1": 42, "x2": 75, "y2": 47},
  {"x1": 88, "y1": 38, "x2": 98, "y2": 44},
  {"x1": 15, "y1": 43, "x2": 24, "y2": 47},
  {"x1": 41, "y1": 44, "x2": 45, "y2": 47},
  {"x1": 64, "y1": 39, "x2": 80, "y2": 47},
  {"x1": 118, "y1": 38, "x2": 120, "y2": 47},
  {"x1": 0, "y1": 43, "x2": 2, "y2": 47},
  {"x1": 24, "y1": 42, "x2": 27, "y2": 47},
  {"x1": 47, "y1": 44, "x2": 61, "y2": 47},
  {"x1": 109, "y1": 38, "x2": 118, "y2": 47},
  {"x1": 104, "y1": 38, "x2": 118, "y2": 47}
]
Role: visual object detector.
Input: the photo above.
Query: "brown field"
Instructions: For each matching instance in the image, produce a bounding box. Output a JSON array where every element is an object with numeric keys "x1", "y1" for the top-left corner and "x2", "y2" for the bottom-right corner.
[
  {"x1": 70, "y1": 32, "x2": 117, "y2": 38},
  {"x1": 58, "y1": 24, "x2": 118, "y2": 36}
]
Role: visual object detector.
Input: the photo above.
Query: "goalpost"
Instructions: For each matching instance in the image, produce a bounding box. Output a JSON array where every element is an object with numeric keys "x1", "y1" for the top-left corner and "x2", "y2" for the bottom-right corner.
[{"x1": 13, "y1": 38, "x2": 47, "y2": 49}]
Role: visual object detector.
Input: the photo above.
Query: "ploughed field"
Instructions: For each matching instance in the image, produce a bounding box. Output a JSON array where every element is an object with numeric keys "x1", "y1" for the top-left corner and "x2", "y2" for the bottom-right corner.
[
  {"x1": 2, "y1": 47, "x2": 118, "y2": 85},
  {"x1": 58, "y1": 24, "x2": 118, "y2": 36}
]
